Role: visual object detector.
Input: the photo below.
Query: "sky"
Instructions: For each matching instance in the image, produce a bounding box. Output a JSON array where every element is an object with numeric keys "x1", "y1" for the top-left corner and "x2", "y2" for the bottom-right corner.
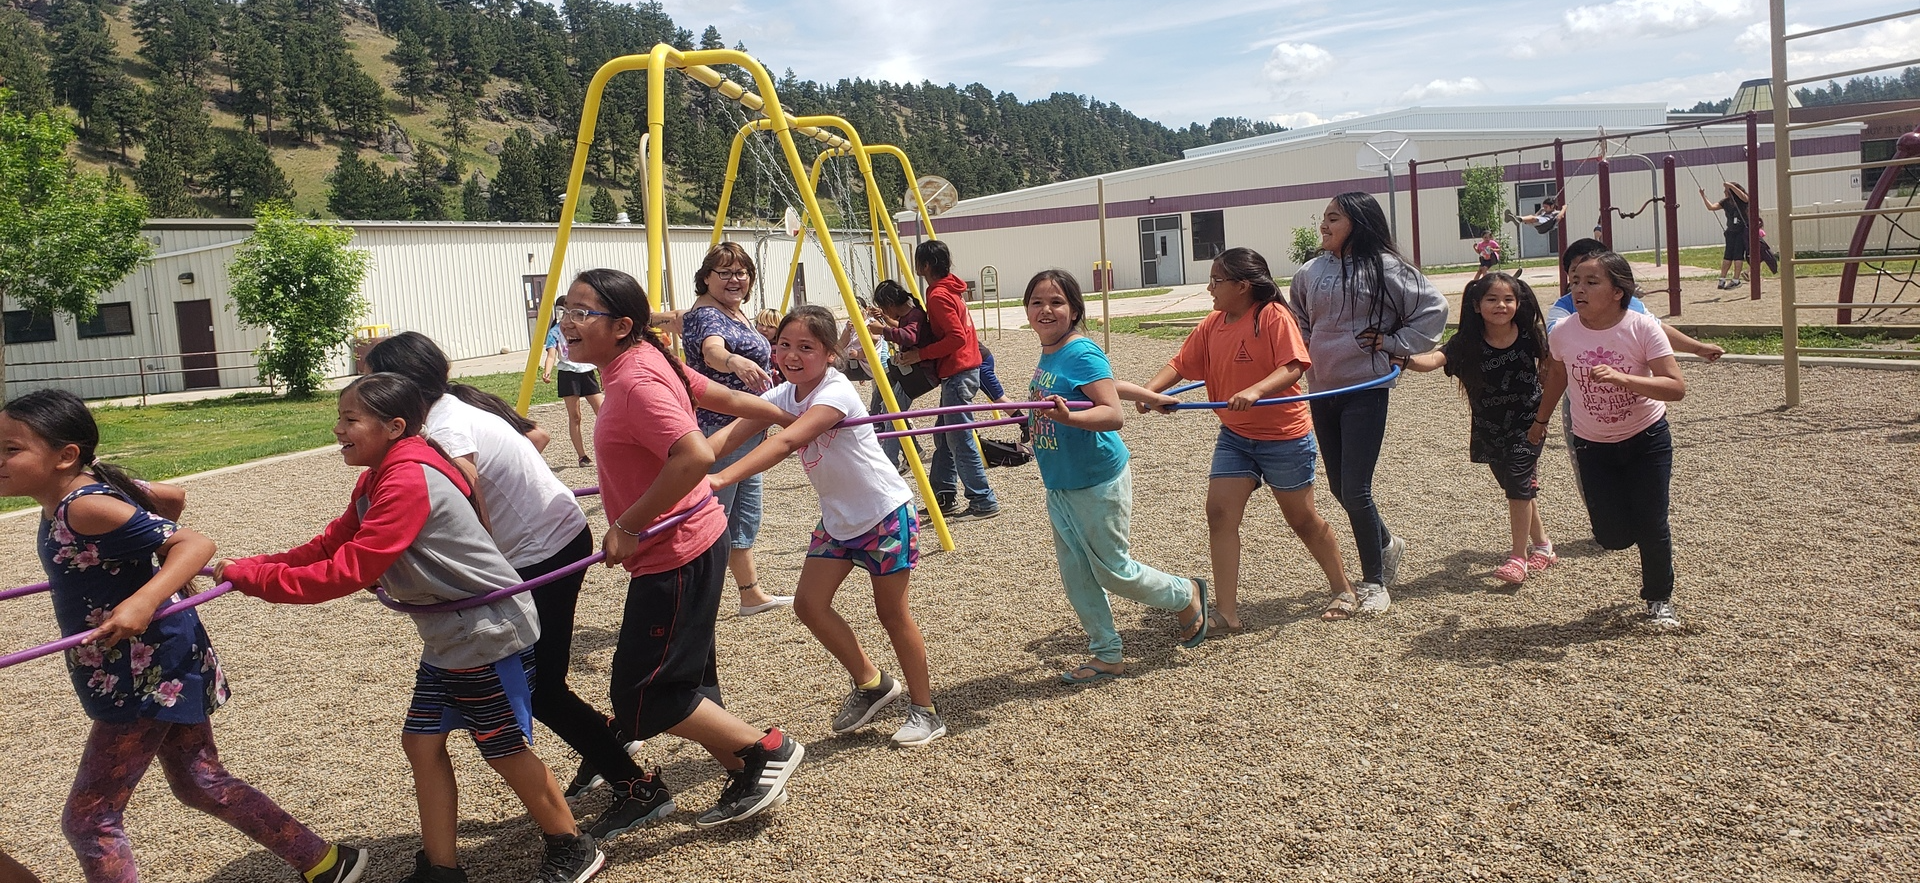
[{"x1": 656, "y1": 0, "x2": 1916, "y2": 129}]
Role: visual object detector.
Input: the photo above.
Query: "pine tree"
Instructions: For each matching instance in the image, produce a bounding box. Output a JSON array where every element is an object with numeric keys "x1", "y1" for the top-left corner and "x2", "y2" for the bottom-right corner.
[
  {"x1": 130, "y1": 0, "x2": 220, "y2": 86},
  {"x1": 93, "y1": 74, "x2": 148, "y2": 162},
  {"x1": 0, "y1": 10, "x2": 55, "y2": 116},
  {"x1": 589, "y1": 186, "x2": 616, "y2": 223},
  {"x1": 461, "y1": 172, "x2": 489, "y2": 221},
  {"x1": 622, "y1": 179, "x2": 646, "y2": 223},
  {"x1": 326, "y1": 142, "x2": 380, "y2": 219},
  {"x1": 437, "y1": 91, "x2": 475, "y2": 154},
  {"x1": 490, "y1": 129, "x2": 547, "y2": 222},
  {"x1": 144, "y1": 82, "x2": 213, "y2": 185},
  {"x1": 326, "y1": 60, "x2": 388, "y2": 143},
  {"x1": 391, "y1": 30, "x2": 434, "y2": 113},
  {"x1": 135, "y1": 148, "x2": 198, "y2": 216},
  {"x1": 408, "y1": 145, "x2": 452, "y2": 220},
  {"x1": 226, "y1": 20, "x2": 282, "y2": 140},
  {"x1": 206, "y1": 131, "x2": 294, "y2": 213},
  {"x1": 48, "y1": 3, "x2": 116, "y2": 130}
]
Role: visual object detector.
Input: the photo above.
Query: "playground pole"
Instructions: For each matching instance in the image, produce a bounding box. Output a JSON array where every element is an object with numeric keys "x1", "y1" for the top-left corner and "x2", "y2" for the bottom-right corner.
[
  {"x1": 1663, "y1": 156, "x2": 1682, "y2": 317},
  {"x1": 1408, "y1": 160, "x2": 1422, "y2": 268},
  {"x1": 1597, "y1": 158, "x2": 1614, "y2": 247},
  {"x1": 1554, "y1": 139, "x2": 1568, "y2": 290},
  {"x1": 1097, "y1": 177, "x2": 1111, "y2": 351},
  {"x1": 1746, "y1": 111, "x2": 1763, "y2": 301}
]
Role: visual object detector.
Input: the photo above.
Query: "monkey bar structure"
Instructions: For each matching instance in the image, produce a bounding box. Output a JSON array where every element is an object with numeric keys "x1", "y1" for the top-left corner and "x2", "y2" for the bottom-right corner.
[
  {"x1": 1768, "y1": 2, "x2": 1920, "y2": 405},
  {"x1": 512, "y1": 45, "x2": 959, "y2": 550}
]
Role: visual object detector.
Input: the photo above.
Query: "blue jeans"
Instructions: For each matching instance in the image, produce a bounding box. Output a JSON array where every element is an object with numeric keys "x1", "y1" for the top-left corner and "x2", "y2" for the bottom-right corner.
[
  {"x1": 871, "y1": 379, "x2": 914, "y2": 468},
  {"x1": 1309, "y1": 388, "x2": 1391, "y2": 584},
  {"x1": 1048, "y1": 468, "x2": 1193, "y2": 663},
  {"x1": 930, "y1": 369, "x2": 996, "y2": 509},
  {"x1": 705, "y1": 425, "x2": 763, "y2": 550},
  {"x1": 1571, "y1": 420, "x2": 1675, "y2": 602}
]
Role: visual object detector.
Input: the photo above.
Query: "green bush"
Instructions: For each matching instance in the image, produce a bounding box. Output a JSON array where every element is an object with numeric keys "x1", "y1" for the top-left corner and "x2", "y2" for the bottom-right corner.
[
  {"x1": 1289, "y1": 225, "x2": 1321, "y2": 266},
  {"x1": 228, "y1": 202, "x2": 371, "y2": 396}
]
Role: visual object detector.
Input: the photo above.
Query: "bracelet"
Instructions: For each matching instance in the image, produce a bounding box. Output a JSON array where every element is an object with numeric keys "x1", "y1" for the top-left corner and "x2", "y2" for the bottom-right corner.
[
  {"x1": 612, "y1": 520, "x2": 644, "y2": 537},
  {"x1": 1532, "y1": 417, "x2": 1550, "y2": 425}
]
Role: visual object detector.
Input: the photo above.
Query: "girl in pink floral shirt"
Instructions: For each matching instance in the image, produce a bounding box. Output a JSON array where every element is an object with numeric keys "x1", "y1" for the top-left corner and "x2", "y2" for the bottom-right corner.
[{"x1": 2, "y1": 390, "x2": 363, "y2": 883}]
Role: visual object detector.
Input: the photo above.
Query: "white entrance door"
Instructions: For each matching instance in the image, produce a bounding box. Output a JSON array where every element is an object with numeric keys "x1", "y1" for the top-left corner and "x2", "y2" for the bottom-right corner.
[{"x1": 1138, "y1": 215, "x2": 1185, "y2": 286}]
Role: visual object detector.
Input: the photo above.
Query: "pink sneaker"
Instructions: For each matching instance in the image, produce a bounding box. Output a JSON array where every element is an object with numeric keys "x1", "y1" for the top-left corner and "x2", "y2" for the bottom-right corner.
[
  {"x1": 1493, "y1": 556, "x2": 1528, "y2": 584},
  {"x1": 1526, "y1": 544, "x2": 1558, "y2": 572}
]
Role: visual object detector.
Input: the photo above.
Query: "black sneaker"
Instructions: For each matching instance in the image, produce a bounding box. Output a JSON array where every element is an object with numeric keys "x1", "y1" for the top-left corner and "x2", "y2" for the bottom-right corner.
[
  {"x1": 916, "y1": 497, "x2": 964, "y2": 524},
  {"x1": 585, "y1": 770, "x2": 676, "y2": 840},
  {"x1": 953, "y1": 503, "x2": 1000, "y2": 522},
  {"x1": 530, "y1": 833, "x2": 605, "y2": 883},
  {"x1": 562, "y1": 758, "x2": 602, "y2": 801},
  {"x1": 398, "y1": 851, "x2": 467, "y2": 883},
  {"x1": 693, "y1": 728, "x2": 805, "y2": 828},
  {"x1": 830, "y1": 673, "x2": 904, "y2": 734},
  {"x1": 306, "y1": 845, "x2": 368, "y2": 883}
]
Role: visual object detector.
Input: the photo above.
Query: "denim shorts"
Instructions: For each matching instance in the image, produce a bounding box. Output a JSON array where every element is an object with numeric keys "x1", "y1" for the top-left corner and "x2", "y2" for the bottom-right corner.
[{"x1": 1210, "y1": 427, "x2": 1317, "y2": 490}]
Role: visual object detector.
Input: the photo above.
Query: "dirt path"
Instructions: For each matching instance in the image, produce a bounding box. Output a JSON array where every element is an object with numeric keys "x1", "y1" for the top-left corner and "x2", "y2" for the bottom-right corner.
[{"x1": 2, "y1": 342, "x2": 1915, "y2": 882}]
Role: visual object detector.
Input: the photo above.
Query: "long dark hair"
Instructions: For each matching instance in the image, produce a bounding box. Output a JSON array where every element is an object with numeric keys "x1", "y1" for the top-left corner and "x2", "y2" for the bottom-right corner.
[
  {"x1": 1213, "y1": 247, "x2": 1282, "y2": 335},
  {"x1": 872, "y1": 278, "x2": 913, "y2": 309},
  {"x1": 573, "y1": 268, "x2": 696, "y2": 404},
  {"x1": 2, "y1": 389, "x2": 157, "y2": 512},
  {"x1": 365, "y1": 331, "x2": 537, "y2": 435},
  {"x1": 1571, "y1": 250, "x2": 1639, "y2": 312},
  {"x1": 1022, "y1": 269, "x2": 1086, "y2": 332},
  {"x1": 1329, "y1": 191, "x2": 1409, "y2": 349},
  {"x1": 775, "y1": 305, "x2": 842, "y2": 359},
  {"x1": 1443, "y1": 272, "x2": 1545, "y2": 396}
]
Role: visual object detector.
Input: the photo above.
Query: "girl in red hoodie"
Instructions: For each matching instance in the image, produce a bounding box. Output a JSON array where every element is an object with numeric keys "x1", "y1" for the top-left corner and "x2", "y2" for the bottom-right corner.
[{"x1": 216, "y1": 374, "x2": 603, "y2": 883}]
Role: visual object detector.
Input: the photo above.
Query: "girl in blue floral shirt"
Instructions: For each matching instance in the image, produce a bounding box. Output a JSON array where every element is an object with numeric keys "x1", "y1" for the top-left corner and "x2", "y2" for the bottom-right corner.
[{"x1": 1, "y1": 390, "x2": 363, "y2": 883}]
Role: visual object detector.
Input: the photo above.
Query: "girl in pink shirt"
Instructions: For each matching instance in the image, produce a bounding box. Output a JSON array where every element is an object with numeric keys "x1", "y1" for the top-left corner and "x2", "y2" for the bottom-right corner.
[
  {"x1": 1530, "y1": 252, "x2": 1688, "y2": 629},
  {"x1": 559, "y1": 268, "x2": 807, "y2": 832}
]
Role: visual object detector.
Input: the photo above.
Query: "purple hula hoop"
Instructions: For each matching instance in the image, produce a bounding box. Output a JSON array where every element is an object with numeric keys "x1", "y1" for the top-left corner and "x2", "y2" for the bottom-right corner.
[
  {"x1": 366, "y1": 494, "x2": 711, "y2": 614},
  {"x1": 0, "y1": 581, "x2": 51, "y2": 602},
  {"x1": 876, "y1": 415, "x2": 1028, "y2": 440},
  {"x1": 835, "y1": 399, "x2": 1090, "y2": 430},
  {"x1": 0, "y1": 582, "x2": 236, "y2": 670}
]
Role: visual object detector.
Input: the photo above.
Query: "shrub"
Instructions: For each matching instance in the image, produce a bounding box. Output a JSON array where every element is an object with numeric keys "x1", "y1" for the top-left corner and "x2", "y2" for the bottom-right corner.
[{"x1": 228, "y1": 202, "x2": 371, "y2": 396}]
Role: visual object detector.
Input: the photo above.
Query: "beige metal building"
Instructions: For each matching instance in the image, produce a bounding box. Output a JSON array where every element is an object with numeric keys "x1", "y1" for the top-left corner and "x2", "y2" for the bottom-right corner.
[
  {"x1": 912, "y1": 104, "x2": 1864, "y2": 296},
  {"x1": 3, "y1": 221, "x2": 870, "y2": 401}
]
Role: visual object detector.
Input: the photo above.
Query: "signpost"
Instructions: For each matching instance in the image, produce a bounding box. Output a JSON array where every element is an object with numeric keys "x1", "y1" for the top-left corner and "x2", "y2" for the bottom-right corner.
[{"x1": 1356, "y1": 132, "x2": 1419, "y2": 241}]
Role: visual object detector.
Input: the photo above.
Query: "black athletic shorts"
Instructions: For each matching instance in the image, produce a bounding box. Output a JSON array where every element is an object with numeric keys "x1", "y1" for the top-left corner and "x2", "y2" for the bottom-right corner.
[
  {"x1": 1487, "y1": 443, "x2": 1542, "y2": 501},
  {"x1": 557, "y1": 368, "x2": 601, "y2": 398},
  {"x1": 1722, "y1": 228, "x2": 1748, "y2": 262}
]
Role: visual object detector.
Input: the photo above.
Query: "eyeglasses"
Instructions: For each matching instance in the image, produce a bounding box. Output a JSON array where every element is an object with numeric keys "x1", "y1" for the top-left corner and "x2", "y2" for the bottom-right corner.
[
  {"x1": 558, "y1": 308, "x2": 612, "y2": 324},
  {"x1": 1207, "y1": 276, "x2": 1241, "y2": 286},
  {"x1": 709, "y1": 269, "x2": 752, "y2": 281}
]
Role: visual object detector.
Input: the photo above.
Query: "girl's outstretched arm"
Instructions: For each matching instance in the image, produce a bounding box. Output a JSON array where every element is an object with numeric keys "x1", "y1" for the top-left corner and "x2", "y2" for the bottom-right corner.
[
  {"x1": 1114, "y1": 379, "x2": 1177, "y2": 410},
  {"x1": 707, "y1": 416, "x2": 776, "y2": 460},
  {"x1": 1398, "y1": 351, "x2": 1447, "y2": 372},
  {"x1": 1132, "y1": 364, "x2": 1184, "y2": 413},
  {"x1": 1039, "y1": 377, "x2": 1123, "y2": 432},
  {"x1": 696, "y1": 383, "x2": 796, "y2": 427},
  {"x1": 711, "y1": 404, "x2": 844, "y2": 488}
]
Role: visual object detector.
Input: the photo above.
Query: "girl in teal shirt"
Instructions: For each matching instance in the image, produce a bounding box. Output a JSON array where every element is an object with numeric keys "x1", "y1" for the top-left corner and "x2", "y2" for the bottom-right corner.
[{"x1": 1024, "y1": 270, "x2": 1210, "y2": 683}]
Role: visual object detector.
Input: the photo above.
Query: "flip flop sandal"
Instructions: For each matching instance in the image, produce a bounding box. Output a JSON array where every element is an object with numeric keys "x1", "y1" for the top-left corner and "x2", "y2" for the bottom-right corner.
[
  {"x1": 1180, "y1": 577, "x2": 1211, "y2": 648},
  {"x1": 1207, "y1": 611, "x2": 1244, "y2": 635},
  {"x1": 1060, "y1": 664, "x2": 1122, "y2": 685},
  {"x1": 1322, "y1": 591, "x2": 1358, "y2": 622}
]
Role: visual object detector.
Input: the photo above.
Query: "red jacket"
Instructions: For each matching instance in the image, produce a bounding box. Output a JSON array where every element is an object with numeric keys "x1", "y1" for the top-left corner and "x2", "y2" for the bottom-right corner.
[{"x1": 916, "y1": 273, "x2": 981, "y2": 379}]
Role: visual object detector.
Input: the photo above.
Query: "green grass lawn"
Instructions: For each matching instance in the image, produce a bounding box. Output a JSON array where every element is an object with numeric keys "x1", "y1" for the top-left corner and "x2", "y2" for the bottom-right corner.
[
  {"x1": 2, "y1": 371, "x2": 559, "y2": 512},
  {"x1": 975, "y1": 287, "x2": 1173, "y2": 310}
]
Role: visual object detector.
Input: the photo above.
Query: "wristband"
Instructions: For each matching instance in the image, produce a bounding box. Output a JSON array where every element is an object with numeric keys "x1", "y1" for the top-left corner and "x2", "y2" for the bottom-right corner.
[
  {"x1": 612, "y1": 520, "x2": 644, "y2": 537},
  {"x1": 1532, "y1": 417, "x2": 1550, "y2": 425}
]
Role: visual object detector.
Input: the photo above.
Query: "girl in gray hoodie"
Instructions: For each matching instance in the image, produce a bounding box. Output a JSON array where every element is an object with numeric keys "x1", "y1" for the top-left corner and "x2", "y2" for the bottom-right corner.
[{"x1": 1287, "y1": 192, "x2": 1447, "y2": 613}]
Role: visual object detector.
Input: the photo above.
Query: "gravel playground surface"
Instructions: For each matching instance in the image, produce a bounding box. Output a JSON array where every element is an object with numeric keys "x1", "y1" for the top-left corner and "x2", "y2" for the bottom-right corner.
[{"x1": 2, "y1": 334, "x2": 1917, "y2": 882}]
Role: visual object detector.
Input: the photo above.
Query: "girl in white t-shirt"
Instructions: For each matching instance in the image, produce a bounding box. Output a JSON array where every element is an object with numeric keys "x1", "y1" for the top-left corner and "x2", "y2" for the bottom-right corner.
[
  {"x1": 709, "y1": 306, "x2": 946, "y2": 747},
  {"x1": 1528, "y1": 252, "x2": 1688, "y2": 629}
]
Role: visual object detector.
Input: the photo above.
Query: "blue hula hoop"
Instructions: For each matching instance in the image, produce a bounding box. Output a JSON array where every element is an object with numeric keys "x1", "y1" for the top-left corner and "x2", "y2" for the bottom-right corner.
[{"x1": 1165, "y1": 365, "x2": 1402, "y2": 410}]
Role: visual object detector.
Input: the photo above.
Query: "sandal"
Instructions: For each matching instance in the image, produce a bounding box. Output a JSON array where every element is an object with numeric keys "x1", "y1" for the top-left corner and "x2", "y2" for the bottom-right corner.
[
  {"x1": 1207, "y1": 610, "x2": 1243, "y2": 635},
  {"x1": 1178, "y1": 577, "x2": 1211, "y2": 648},
  {"x1": 1060, "y1": 663, "x2": 1123, "y2": 684},
  {"x1": 578, "y1": 455, "x2": 593, "y2": 467},
  {"x1": 1321, "y1": 590, "x2": 1357, "y2": 622},
  {"x1": 1526, "y1": 543, "x2": 1558, "y2": 572},
  {"x1": 1493, "y1": 556, "x2": 1528, "y2": 584}
]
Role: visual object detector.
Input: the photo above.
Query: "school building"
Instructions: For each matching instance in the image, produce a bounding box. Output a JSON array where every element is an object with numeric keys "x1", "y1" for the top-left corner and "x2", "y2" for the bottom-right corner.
[
  {"x1": 907, "y1": 103, "x2": 1869, "y2": 296},
  {"x1": 2, "y1": 221, "x2": 868, "y2": 401}
]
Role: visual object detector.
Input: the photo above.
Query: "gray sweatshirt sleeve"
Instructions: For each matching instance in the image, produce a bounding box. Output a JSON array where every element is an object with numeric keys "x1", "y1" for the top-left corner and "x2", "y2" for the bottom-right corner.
[
  {"x1": 1377, "y1": 260, "x2": 1447, "y2": 356},
  {"x1": 1287, "y1": 267, "x2": 1314, "y2": 344}
]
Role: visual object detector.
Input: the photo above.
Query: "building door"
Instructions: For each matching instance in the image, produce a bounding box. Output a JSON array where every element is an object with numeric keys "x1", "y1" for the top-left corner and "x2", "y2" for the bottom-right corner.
[
  {"x1": 173, "y1": 299, "x2": 219, "y2": 389},
  {"x1": 1514, "y1": 183, "x2": 1558, "y2": 259},
  {"x1": 1138, "y1": 215, "x2": 1184, "y2": 287},
  {"x1": 523, "y1": 274, "x2": 547, "y2": 345}
]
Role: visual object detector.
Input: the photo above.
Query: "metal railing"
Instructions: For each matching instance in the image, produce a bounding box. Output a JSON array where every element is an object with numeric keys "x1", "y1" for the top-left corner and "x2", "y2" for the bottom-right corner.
[{"x1": 5, "y1": 349, "x2": 263, "y2": 406}]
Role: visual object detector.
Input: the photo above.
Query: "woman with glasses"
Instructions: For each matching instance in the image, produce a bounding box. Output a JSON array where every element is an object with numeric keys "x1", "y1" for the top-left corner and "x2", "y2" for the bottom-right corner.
[{"x1": 677, "y1": 242, "x2": 795, "y2": 617}]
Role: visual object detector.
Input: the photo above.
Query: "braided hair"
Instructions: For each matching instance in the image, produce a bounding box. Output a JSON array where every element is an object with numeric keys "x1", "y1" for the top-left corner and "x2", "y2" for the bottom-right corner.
[{"x1": 573, "y1": 268, "x2": 696, "y2": 405}]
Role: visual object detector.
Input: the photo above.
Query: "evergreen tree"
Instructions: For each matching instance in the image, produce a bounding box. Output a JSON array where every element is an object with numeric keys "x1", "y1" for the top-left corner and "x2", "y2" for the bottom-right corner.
[
  {"x1": 326, "y1": 143, "x2": 381, "y2": 219},
  {"x1": 131, "y1": 0, "x2": 220, "y2": 86},
  {"x1": 461, "y1": 171, "x2": 489, "y2": 221},
  {"x1": 326, "y1": 60, "x2": 387, "y2": 143},
  {"x1": 48, "y1": 2, "x2": 116, "y2": 130},
  {"x1": 206, "y1": 130, "x2": 294, "y2": 213},
  {"x1": 621, "y1": 177, "x2": 646, "y2": 223},
  {"x1": 226, "y1": 20, "x2": 282, "y2": 140},
  {"x1": 93, "y1": 74, "x2": 148, "y2": 162},
  {"x1": 391, "y1": 30, "x2": 434, "y2": 112},
  {"x1": 490, "y1": 129, "x2": 547, "y2": 222},
  {"x1": 407, "y1": 145, "x2": 452, "y2": 220},
  {"x1": 589, "y1": 186, "x2": 616, "y2": 223},
  {"x1": 437, "y1": 90, "x2": 475, "y2": 154},
  {"x1": 0, "y1": 11, "x2": 55, "y2": 116},
  {"x1": 144, "y1": 82, "x2": 213, "y2": 182},
  {"x1": 135, "y1": 148, "x2": 198, "y2": 216},
  {"x1": 280, "y1": 38, "x2": 329, "y2": 142}
]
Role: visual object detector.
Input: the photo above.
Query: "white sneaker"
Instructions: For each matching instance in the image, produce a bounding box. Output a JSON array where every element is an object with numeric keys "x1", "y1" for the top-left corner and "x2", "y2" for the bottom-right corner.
[
  {"x1": 1380, "y1": 534, "x2": 1408, "y2": 587},
  {"x1": 1355, "y1": 582, "x2": 1391, "y2": 614},
  {"x1": 739, "y1": 594, "x2": 795, "y2": 617},
  {"x1": 1644, "y1": 600, "x2": 1681, "y2": 630},
  {"x1": 891, "y1": 705, "x2": 948, "y2": 747}
]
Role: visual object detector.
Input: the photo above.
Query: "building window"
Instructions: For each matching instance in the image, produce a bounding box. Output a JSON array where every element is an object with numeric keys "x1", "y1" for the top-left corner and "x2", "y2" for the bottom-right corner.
[
  {"x1": 78, "y1": 302, "x2": 136, "y2": 339},
  {"x1": 3, "y1": 310, "x2": 56, "y2": 344},
  {"x1": 1191, "y1": 210, "x2": 1225, "y2": 261}
]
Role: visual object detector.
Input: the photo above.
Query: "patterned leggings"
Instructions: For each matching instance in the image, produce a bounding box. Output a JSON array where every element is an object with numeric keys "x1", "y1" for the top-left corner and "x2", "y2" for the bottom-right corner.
[{"x1": 64, "y1": 718, "x2": 328, "y2": 883}]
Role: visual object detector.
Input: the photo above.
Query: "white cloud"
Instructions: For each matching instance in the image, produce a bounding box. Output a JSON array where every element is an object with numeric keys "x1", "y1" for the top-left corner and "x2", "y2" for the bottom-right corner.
[
  {"x1": 1262, "y1": 42, "x2": 1335, "y2": 86},
  {"x1": 1266, "y1": 110, "x2": 1364, "y2": 129},
  {"x1": 1008, "y1": 44, "x2": 1106, "y2": 70},
  {"x1": 1400, "y1": 77, "x2": 1486, "y2": 102},
  {"x1": 1563, "y1": 0, "x2": 1754, "y2": 37},
  {"x1": 1782, "y1": 19, "x2": 1919, "y2": 71}
]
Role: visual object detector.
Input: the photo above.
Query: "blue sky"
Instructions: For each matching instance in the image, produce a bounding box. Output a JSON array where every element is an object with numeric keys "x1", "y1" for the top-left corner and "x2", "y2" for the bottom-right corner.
[{"x1": 657, "y1": 0, "x2": 1915, "y2": 128}]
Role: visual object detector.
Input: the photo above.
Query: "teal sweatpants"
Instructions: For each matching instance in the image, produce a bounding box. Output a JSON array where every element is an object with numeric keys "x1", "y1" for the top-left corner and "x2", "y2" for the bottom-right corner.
[{"x1": 1046, "y1": 466, "x2": 1194, "y2": 663}]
